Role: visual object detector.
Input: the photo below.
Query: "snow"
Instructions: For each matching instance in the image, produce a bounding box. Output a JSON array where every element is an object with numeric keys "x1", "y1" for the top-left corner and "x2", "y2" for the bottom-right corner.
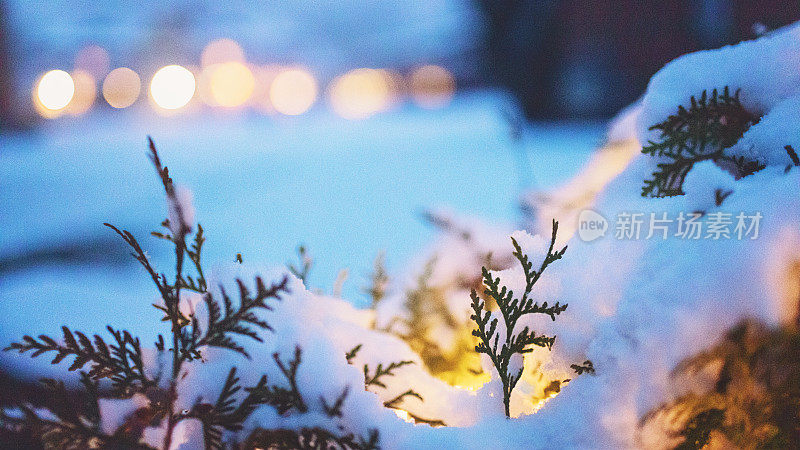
[
  {"x1": 727, "y1": 92, "x2": 800, "y2": 167},
  {"x1": 0, "y1": 91, "x2": 601, "y2": 380},
  {"x1": 5, "y1": 19, "x2": 800, "y2": 448}
]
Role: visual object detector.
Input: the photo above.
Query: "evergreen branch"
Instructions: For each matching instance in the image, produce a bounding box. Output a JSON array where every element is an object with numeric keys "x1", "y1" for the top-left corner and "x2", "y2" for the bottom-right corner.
[
  {"x1": 469, "y1": 221, "x2": 567, "y2": 417},
  {"x1": 786, "y1": 145, "x2": 800, "y2": 168},
  {"x1": 0, "y1": 404, "x2": 153, "y2": 450},
  {"x1": 640, "y1": 87, "x2": 762, "y2": 197},
  {"x1": 181, "y1": 276, "x2": 289, "y2": 360},
  {"x1": 245, "y1": 427, "x2": 380, "y2": 450},
  {"x1": 570, "y1": 360, "x2": 596, "y2": 375},
  {"x1": 189, "y1": 354, "x2": 310, "y2": 450},
  {"x1": 398, "y1": 411, "x2": 446, "y2": 428},
  {"x1": 104, "y1": 223, "x2": 170, "y2": 301},
  {"x1": 383, "y1": 389, "x2": 423, "y2": 409},
  {"x1": 345, "y1": 344, "x2": 362, "y2": 363},
  {"x1": 365, "y1": 252, "x2": 389, "y2": 313},
  {"x1": 321, "y1": 387, "x2": 350, "y2": 418},
  {"x1": 676, "y1": 408, "x2": 725, "y2": 450},
  {"x1": 363, "y1": 360, "x2": 415, "y2": 389},
  {"x1": 4, "y1": 326, "x2": 152, "y2": 395},
  {"x1": 360, "y1": 357, "x2": 444, "y2": 426},
  {"x1": 288, "y1": 244, "x2": 313, "y2": 284},
  {"x1": 271, "y1": 346, "x2": 308, "y2": 413}
]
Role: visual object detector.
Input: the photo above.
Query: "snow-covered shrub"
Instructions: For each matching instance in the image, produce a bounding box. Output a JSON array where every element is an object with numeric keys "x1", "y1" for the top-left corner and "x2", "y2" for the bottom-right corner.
[
  {"x1": 1, "y1": 140, "x2": 381, "y2": 449},
  {"x1": 1, "y1": 139, "x2": 592, "y2": 449},
  {"x1": 641, "y1": 320, "x2": 800, "y2": 449}
]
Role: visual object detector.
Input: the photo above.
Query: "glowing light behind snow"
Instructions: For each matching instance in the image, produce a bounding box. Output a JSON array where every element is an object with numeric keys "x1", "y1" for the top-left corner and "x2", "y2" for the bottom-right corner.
[
  {"x1": 269, "y1": 68, "x2": 318, "y2": 116},
  {"x1": 102, "y1": 68, "x2": 141, "y2": 109},
  {"x1": 35, "y1": 70, "x2": 75, "y2": 115},
  {"x1": 150, "y1": 65, "x2": 196, "y2": 110}
]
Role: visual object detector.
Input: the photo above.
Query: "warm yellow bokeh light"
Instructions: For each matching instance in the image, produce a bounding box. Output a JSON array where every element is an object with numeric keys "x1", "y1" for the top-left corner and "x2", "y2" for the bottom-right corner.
[
  {"x1": 328, "y1": 68, "x2": 393, "y2": 119},
  {"x1": 208, "y1": 62, "x2": 255, "y2": 108},
  {"x1": 269, "y1": 68, "x2": 318, "y2": 116},
  {"x1": 36, "y1": 70, "x2": 75, "y2": 112},
  {"x1": 66, "y1": 70, "x2": 96, "y2": 116},
  {"x1": 150, "y1": 65, "x2": 196, "y2": 110},
  {"x1": 201, "y1": 38, "x2": 245, "y2": 67},
  {"x1": 102, "y1": 67, "x2": 141, "y2": 109},
  {"x1": 410, "y1": 65, "x2": 455, "y2": 109}
]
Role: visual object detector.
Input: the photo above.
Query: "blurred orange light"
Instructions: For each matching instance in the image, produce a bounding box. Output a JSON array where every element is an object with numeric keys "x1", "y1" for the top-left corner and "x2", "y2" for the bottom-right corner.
[
  {"x1": 35, "y1": 70, "x2": 75, "y2": 117},
  {"x1": 102, "y1": 67, "x2": 141, "y2": 109},
  {"x1": 207, "y1": 62, "x2": 255, "y2": 108},
  {"x1": 410, "y1": 65, "x2": 455, "y2": 109},
  {"x1": 66, "y1": 70, "x2": 96, "y2": 116},
  {"x1": 328, "y1": 68, "x2": 393, "y2": 120},
  {"x1": 150, "y1": 65, "x2": 195, "y2": 110},
  {"x1": 74, "y1": 45, "x2": 110, "y2": 80},
  {"x1": 201, "y1": 38, "x2": 245, "y2": 67},
  {"x1": 269, "y1": 68, "x2": 317, "y2": 116}
]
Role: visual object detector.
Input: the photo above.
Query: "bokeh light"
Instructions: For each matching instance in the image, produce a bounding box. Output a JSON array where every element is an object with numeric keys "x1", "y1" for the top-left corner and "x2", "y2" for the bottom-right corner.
[
  {"x1": 409, "y1": 65, "x2": 455, "y2": 109},
  {"x1": 150, "y1": 65, "x2": 196, "y2": 110},
  {"x1": 66, "y1": 70, "x2": 96, "y2": 116},
  {"x1": 207, "y1": 62, "x2": 255, "y2": 108},
  {"x1": 327, "y1": 68, "x2": 394, "y2": 120},
  {"x1": 35, "y1": 70, "x2": 75, "y2": 113},
  {"x1": 102, "y1": 67, "x2": 141, "y2": 109},
  {"x1": 250, "y1": 65, "x2": 282, "y2": 115},
  {"x1": 74, "y1": 45, "x2": 110, "y2": 80},
  {"x1": 201, "y1": 38, "x2": 245, "y2": 67},
  {"x1": 269, "y1": 68, "x2": 318, "y2": 116}
]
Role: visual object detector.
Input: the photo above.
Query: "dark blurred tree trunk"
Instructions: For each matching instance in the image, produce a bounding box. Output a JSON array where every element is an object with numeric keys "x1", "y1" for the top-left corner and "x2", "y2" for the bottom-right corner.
[
  {"x1": 477, "y1": 0, "x2": 561, "y2": 119},
  {"x1": 476, "y1": 0, "x2": 800, "y2": 120}
]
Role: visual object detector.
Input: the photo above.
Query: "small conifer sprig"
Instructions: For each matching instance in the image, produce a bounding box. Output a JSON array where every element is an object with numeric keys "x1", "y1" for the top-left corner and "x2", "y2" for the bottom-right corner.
[
  {"x1": 570, "y1": 360, "x2": 595, "y2": 375},
  {"x1": 365, "y1": 253, "x2": 389, "y2": 315},
  {"x1": 288, "y1": 244, "x2": 313, "y2": 284},
  {"x1": 641, "y1": 87, "x2": 763, "y2": 197},
  {"x1": 186, "y1": 348, "x2": 310, "y2": 450},
  {"x1": 2, "y1": 139, "x2": 367, "y2": 449},
  {"x1": 363, "y1": 360, "x2": 415, "y2": 389},
  {"x1": 346, "y1": 344, "x2": 445, "y2": 427},
  {"x1": 179, "y1": 276, "x2": 289, "y2": 361},
  {"x1": 5, "y1": 325, "x2": 153, "y2": 397},
  {"x1": 245, "y1": 427, "x2": 380, "y2": 450},
  {"x1": 470, "y1": 220, "x2": 568, "y2": 418}
]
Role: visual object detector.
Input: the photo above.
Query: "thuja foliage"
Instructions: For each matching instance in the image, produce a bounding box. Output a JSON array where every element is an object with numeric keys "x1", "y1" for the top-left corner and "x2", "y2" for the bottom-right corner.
[
  {"x1": 395, "y1": 258, "x2": 486, "y2": 386},
  {"x1": 470, "y1": 220, "x2": 589, "y2": 418},
  {"x1": 2, "y1": 139, "x2": 378, "y2": 449},
  {"x1": 288, "y1": 245, "x2": 313, "y2": 284},
  {"x1": 346, "y1": 345, "x2": 445, "y2": 427},
  {"x1": 644, "y1": 320, "x2": 800, "y2": 449},
  {"x1": 641, "y1": 87, "x2": 763, "y2": 197}
]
